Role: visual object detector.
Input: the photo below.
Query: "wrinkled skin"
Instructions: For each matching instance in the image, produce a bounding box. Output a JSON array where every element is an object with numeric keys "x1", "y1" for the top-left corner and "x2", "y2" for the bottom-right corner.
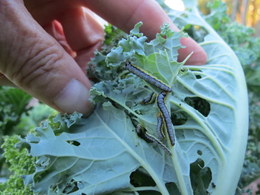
[{"x1": 0, "y1": 0, "x2": 207, "y2": 114}]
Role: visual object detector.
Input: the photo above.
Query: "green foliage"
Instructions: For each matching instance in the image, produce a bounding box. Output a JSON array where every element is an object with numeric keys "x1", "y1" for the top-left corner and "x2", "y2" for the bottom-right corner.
[
  {"x1": 0, "y1": 87, "x2": 31, "y2": 136},
  {"x1": 103, "y1": 24, "x2": 127, "y2": 47},
  {"x1": 206, "y1": 2, "x2": 260, "y2": 67},
  {"x1": 16, "y1": 103, "x2": 56, "y2": 133},
  {"x1": 0, "y1": 98, "x2": 54, "y2": 194},
  {"x1": 204, "y1": 0, "x2": 230, "y2": 31},
  {"x1": 0, "y1": 135, "x2": 35, "y2": 195},
  {"x1": 0, "y1": 87, "x2": 32, "y2": 191}
]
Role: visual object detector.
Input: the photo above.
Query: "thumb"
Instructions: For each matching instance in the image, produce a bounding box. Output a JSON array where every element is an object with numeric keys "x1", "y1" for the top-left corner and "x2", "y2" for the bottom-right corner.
[{"x1": 0, "y1": 1, "x2": 92, "y2": 114}]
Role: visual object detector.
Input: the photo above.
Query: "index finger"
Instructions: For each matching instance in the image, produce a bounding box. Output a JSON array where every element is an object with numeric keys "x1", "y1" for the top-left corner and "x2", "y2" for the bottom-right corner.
[{"x1": 83, "y1": 0, "x2": 207, "y2": 65}]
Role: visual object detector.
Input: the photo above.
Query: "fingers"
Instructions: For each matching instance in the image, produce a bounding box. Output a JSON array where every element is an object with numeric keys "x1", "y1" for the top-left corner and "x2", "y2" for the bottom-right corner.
[
  {"x1": 0, "y1": 74, "x2": 15, "y2": 87},
  {"x1": 178, "y1": 37, "x2": 207, "y2": 65},
  {"x1": 45, "y1": 21, "x2": 76, "y2": 58},
  {"x1": 84, "y1": 0, "x2": 207, "y2": 65},
  {"x1": 0, "y1": 0, "x2": 206, "y2": 116},
  {"x1": 84, "y1": 0, "x2": 171, "y2": 38},
  {"x1": 58, "y1": 7, "x2": 104, "y2": 69},
  {"x1": 0, "y1": 1, "x2": 93, "y2": 114}
]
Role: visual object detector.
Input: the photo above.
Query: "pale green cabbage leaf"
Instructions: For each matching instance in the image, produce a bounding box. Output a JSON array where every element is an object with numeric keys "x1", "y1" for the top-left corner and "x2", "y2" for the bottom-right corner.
[{"x1": 24, "y1": 1, "x2": 248, "y2": 194}]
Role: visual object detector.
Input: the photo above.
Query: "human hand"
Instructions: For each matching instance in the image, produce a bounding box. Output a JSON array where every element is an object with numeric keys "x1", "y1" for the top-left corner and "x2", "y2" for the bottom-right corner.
[{"x1": 0, "y1": 0, "x2": 207, "y2": 114}]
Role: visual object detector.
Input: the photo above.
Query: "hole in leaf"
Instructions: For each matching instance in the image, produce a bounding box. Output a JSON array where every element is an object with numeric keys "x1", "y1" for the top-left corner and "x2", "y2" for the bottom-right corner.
[
  {"x1": 35, "y1": 156, "x2": 50, "y2": 168},
  {"x1": 62, "y1": 179, "x2": 79, "y2": 194},
  {"x1": 190, "y1": 69, "x2": 204, "y2": 79},
  {"x1": 184, "y1": 97, "x2": 211, "y2": 117},
  {"x1": 66, "y1": 140, "x2": 81, "y2": 146},
  {"x1": 166, "y1": 182, "x2": 181, "y2": 195},
  {"x1": 195, "y1": 74, "x2": 202, "y2": 79},
  {"x1": 190, "y1": 159, "x2": 212, "y2": 194},
  {"x1": 180, "y1": 68, "x2": 188, "y2": 73},
  {"x1": 171, "y1": 110, "x2": 188, "y2": 126},
  {"x1": 130, "y1": 168, "x2": 156, "y2": 187},
  {"x1": 197, "y1": 150, "x2": 203, "y2": 156}
]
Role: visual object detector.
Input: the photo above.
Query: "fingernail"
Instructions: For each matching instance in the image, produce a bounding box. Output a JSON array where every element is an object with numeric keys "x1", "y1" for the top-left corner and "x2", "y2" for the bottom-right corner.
[{"x1": 54, "y1": 79, "x2": 92, "y2": 114}]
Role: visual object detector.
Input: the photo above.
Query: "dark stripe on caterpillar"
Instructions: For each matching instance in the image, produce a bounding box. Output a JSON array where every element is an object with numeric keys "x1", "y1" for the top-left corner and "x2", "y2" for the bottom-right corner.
[
  {"x1": 157, "y1": 114, "x2": 165, "y2": 140},
  {"x1": 157, "y1": 91, "x2": 175, "y2": 146},
  {"x1": 125, "y1": 62, "x2": 172, "y2": 92}
]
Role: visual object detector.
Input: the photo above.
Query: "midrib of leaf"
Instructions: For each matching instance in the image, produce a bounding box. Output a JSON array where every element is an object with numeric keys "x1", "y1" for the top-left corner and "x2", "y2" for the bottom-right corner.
[
  {"x1": 170, "y1": 146, "x2": 193, "y2": 194},
  {"x1": 94, "y1": 110, "x2": 170, "y2": 195}
]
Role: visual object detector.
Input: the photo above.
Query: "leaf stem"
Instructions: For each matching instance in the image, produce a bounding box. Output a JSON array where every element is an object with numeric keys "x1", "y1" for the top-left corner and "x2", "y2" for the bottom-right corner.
[{"x1": 170, "y1": 146, "x2": 193, "y2": 195}]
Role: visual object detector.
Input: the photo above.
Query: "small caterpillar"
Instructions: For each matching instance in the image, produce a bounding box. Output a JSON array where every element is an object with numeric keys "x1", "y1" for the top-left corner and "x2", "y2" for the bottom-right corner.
[
  {"x1": 125, "y1": 62, "x2": 172, "y2": 92},
  {"x1": 136, "y1": 125, "x2": 171, "y2": 155},
  {"x1": 144, "y1": 131, "x2": 172, "y2": 155},
  {"x1": 157, "y1": 91, "x2": 175, "y2": 146},
  {"x1": 142, "y1": 92, "x2": 156, "y2": 104}
]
